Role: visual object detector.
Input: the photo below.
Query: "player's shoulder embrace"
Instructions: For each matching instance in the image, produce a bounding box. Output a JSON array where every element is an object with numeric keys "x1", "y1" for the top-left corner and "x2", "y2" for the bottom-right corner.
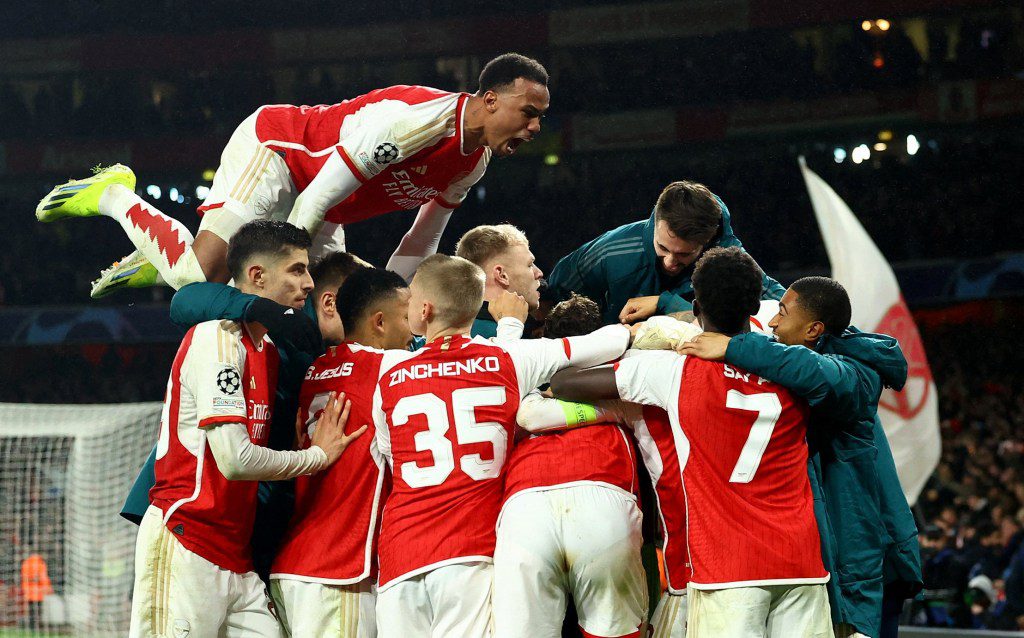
[
  {"x1": 720, "y1": 362, "x2": 778, "y2": 390},
  {"x1": 187, "y1": 318, "x2": 243, "y2": 345}
]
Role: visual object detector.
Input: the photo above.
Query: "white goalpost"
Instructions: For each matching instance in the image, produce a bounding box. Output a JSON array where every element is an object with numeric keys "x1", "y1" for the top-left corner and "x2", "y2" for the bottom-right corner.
[{"x1": 0, "y1": 403, "x2": 160, "y2": 637}]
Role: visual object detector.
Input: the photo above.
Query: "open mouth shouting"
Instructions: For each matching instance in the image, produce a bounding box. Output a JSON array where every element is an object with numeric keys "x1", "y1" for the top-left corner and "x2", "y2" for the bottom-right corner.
[{"x1": 503, "y1": 136, "x2": 530, "y2": 156}]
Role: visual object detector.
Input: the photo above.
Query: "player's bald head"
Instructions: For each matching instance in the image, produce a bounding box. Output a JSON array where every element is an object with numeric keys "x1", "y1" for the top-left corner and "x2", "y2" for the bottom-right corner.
[{"x1": 411, "y1": 254, "x2": 485, "y2": 328}]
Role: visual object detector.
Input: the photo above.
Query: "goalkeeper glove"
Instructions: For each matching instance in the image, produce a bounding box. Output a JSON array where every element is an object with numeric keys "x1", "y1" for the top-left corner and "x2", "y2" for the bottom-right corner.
[
  {"x1": 245, "y1": 297, "x2": 323, "y2": 356},
  {"x1": 632, "y1": 316, "x2": 702, "y2": 350}
]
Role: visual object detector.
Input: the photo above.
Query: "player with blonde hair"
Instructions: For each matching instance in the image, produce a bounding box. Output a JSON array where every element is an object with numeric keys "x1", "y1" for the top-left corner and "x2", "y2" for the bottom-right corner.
[{"x1": 370, "y1": 254, "x2": 635, "y2": 636}]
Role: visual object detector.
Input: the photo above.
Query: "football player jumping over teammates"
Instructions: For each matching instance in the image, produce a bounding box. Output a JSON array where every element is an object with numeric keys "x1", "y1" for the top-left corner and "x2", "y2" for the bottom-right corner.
[
  {"x1": 128, "y1": 221, "x2": 366, "y2": 638},
  {"x1": 35, "y1": 53, "x2": 549, "y2": 296},
  {"x1": 370, "y1": 254, "x2": 635, "y2": 637},
  {"x1": 269, "y1": 267, "x2": 415, "y2": 638},
  {"x1": 551, "y1": 247, "x2": 834, "y2": 638}
]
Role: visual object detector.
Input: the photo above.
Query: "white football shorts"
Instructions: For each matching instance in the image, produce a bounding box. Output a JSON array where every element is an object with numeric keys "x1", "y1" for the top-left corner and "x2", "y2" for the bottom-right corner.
[
  {"x1": 648, "y1": 591, "x2": 687, "y2": 638},
  {"x1": 270, "y1": 577, "x2": 375, "y2": 638},
  {"x1": 493, "y1": 484, "x2": 646, "y2": 638},
  {"x1": 687, "y1": 582, "x2": 833, "y2": 638},
  {"x1": 129, "y1": 506, "x2": 281, "y2": 638},
  {"x1": 197, "y1": 107, "x2": 296, "y2": 242},
  {"x1": 375, "y1": 561, "x2": 493, "y2": 638}
]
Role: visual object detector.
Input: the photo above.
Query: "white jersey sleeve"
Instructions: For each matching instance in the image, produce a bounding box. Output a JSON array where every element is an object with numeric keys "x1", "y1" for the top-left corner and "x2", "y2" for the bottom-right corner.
[
  {"x1": 386, "y1": 200, "x2": 455, "y2": 282},
  {"x1": 187, "y1": 321, "x2": 249, "y2": 429},
  {"x1": 503, "y1": 324, "x2": 630, "y2": 398},
  {"x1": 206, "y1": 423, "x2": 328, "y2": 481},
  {"x1": 494, "y1": 317, "x2": 525, "y2": 343},
  {"x1": 339, "y1": 93, "x2": 461, "y2": 181},
  {"x1": 614, "y1": 351, "x2": 686, "y2": 411}
]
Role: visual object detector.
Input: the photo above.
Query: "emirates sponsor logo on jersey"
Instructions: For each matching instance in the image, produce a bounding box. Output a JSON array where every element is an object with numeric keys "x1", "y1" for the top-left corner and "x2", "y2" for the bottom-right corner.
[
  {"x1": 305, "y1": 362, "x2": 355, "y2": 381},
  {"x1": 249, "y1": 400, "x2": 271, "y2": 442},
  {"x1": 389, "y1": 356, "x2": 501, "y2": 386},
  {"x1": 382, "y1": 169, "x2": 440, "y2": 210}
]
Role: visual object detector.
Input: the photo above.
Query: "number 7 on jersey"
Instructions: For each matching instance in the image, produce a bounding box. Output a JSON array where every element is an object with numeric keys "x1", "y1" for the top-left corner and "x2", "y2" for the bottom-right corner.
[{"x1": 726, "y1": 390, "x2": 783, "y2": 483}]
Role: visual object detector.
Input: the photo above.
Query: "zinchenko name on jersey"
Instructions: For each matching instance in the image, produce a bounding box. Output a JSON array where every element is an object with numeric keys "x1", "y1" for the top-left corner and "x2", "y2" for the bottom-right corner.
[{"x1": 389, "y1": 356, "x2": 503, "y2": 386}]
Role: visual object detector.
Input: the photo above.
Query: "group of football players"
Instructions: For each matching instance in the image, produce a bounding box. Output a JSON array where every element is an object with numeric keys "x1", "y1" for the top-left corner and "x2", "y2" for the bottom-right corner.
[{"x1": 36, "y1": 51, "x2": 919, "y2": 638}]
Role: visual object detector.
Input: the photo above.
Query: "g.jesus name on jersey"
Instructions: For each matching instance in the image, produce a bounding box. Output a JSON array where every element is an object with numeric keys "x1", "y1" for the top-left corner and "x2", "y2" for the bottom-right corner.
[
  {"x1": 255, "y1": 86, "x2": 489, "y2": 225},
  {"x1": 371, "y1": 327, "x2": 630, "y2": 589},
  {"x1": 615, "y1": 352, "x2": 828, "y2": 590},
  {"x1": 149, "y1": 320, "x2": 278, "y2": 574},
  {"x1": 271, "y1": 343, "x2": 389, "y2": 585}
]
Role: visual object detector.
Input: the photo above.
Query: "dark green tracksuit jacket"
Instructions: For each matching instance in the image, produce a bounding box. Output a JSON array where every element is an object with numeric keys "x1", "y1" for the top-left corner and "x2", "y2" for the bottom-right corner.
[
  {"x1": 120, "y1": 283, "x2": 322, "y2": 577},
  {"x1": 724, "y1": 328, "x2": 923, "y2": 637},
  {"x1": 546, "y1": 198, "x2": 786, "y2": 325}
]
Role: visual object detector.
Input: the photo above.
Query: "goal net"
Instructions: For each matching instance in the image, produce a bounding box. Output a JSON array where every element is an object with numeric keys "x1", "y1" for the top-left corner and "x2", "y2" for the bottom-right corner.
[{"x1": 0, "y1": 402, "x2": 160, "y2": 637}]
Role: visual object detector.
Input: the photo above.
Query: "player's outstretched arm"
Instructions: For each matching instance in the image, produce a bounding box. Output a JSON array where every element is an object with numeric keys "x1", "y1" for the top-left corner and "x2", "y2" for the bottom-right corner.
[
  {"x1": 288, "y1": 150, "x2": 364, "y2": 237},
  {"x1": 207, "y1": 392, "x2": 364, "y2": 481},
  {"x1": 516, "y1": 389, "x2": 608, "y2": 433},
  {"x1": 549, "y1": 366, "x2": 620, "y2": 404},
  {"x1": 169, "y1": 282, "x2": 253, "y2": 329},
  {"x1": 386, "y1": 200, "x2": 455, "y2": 282},
  {"x1": 507, "y1": 324, "x2": 631, "y2": 397},
  {"x1": 553, "y1": 350, "x2": 681, "y2": 410},
  {"x1": 705, "y1": 332, "x2": 864, "y2": 408}
]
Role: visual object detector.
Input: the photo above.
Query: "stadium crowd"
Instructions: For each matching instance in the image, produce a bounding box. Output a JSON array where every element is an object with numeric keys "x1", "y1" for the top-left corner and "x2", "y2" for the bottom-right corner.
[
  {"x1": 911, "y1": 309, "x2": 1024, "y2": 630},
  {"x1": 0, "y1": 130, "x2": 1020, "y2": 307},
  {"x1": 0, "y1": 7, "x2": 1020, "y2": 138}
]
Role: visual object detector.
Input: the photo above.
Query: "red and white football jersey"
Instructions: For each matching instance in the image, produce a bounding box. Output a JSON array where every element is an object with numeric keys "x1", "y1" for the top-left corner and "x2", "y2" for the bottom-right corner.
[
  {"x1": 503, "y1": 408, "x2": 638, "y2": 502},
  {"x1": 149, "y1": 320, "x2": 278, "y2": 574},
  {"x1": 372, "y1": 331, "x2": 624, "y2": 589},
  {"x1": 615, "y1": 351, "x2": 826, "y2": 590},
  {"x1": 254, "y1": 85, "x2": 489, "y2": 224},
  {"x1": 270, "y1": 343, "x2": 389, "y2": 585}
]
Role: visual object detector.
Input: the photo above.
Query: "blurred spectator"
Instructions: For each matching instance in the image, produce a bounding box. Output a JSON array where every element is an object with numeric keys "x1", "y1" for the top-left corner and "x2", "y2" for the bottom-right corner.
[{"x1": 910, "y1": 313, "x2": 1024, "y2": 629}]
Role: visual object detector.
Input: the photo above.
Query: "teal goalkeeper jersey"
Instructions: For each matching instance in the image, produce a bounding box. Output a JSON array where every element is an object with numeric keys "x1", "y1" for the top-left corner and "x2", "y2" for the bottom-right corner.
[{"x1": 546, "y1": 197, "x2": 785, "y2": 324}]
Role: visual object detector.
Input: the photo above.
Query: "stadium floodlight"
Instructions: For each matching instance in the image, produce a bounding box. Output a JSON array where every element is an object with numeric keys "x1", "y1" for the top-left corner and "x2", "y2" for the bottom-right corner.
[
  {"x1": 877, "y1": 19, "x2": 891, "y2": 31},
  {"x1": 907, "y1": 134, "x2": 920, "y2": 155},
  {"x1": 833, "y1": 148, "x2": 847, "y2": 163},
  {"x1": 0, "y1": 403, "x2": 161, "y2": 635},
  {"x1": 196, "y1": 185, "x2": 211, "y2": 199},
  {"x1": 145, "y1": 185, "x2": 161, "y2": 199},
  {"x1": 861, "y1": 20, "x2": 872, "y2": 31},
  {"x1": 168, "y1": 187, "x2": 179, "y2": 202},
  {"x1": 874, "y1": 142, "x2": 887, "y2": 152},
  {"x1": 851, "y1": 144, "x2": 870, "y2": 164}
]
